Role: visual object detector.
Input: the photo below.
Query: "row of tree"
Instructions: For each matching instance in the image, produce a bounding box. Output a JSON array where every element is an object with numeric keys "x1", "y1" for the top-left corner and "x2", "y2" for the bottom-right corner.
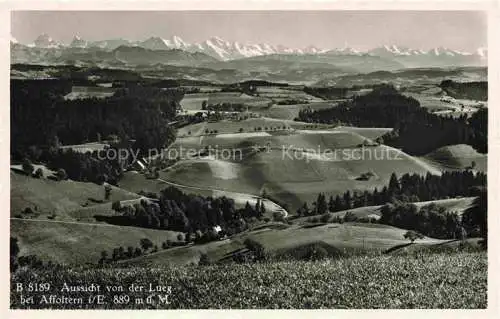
[{"x1": 299, "y1": 171, "x2": 486, "y2": 216}]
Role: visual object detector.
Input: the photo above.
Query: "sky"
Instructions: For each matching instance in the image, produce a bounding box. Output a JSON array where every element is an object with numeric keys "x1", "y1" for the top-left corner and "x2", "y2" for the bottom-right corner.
[{"x1": 11, "y1": 11, "x2": 487, "y2": 51}]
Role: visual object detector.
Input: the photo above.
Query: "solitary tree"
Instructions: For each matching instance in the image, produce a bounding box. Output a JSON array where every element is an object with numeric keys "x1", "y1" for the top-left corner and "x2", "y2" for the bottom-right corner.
[
  {"x1": 389, "y1": 173, "x2": 400, "y2": 194},
  {"x1": 403, "y1": 230, "x2": 424, "y2": 243},
  {"x1": 316, "y1": 193, "x2": 328, "y2": 215},
  {"x1": 471, "y1": 161, "x2": 477, "y2": 170},
  {"x1": 301, "y1": 202, "x2": 310, "y2": 216},
  {"x1": 112, "y1": 201, "x2": 122, "y2": 212},
  {"x1": 134, "y1": 247, "x2": 142, "y2": 257},
  {"x1": 260, "y1": 201, "x2": 266, "y2": 216},
  {"x1": 22, "y1": 159, "x2": 34, "y2": 176},
  {"x1": 104, "y1": 185, "x2": 112, "y2": 200},
  {"x1": 463, "y1": 186, "x2": 487, "y2": 247},
  {"x1": 328, "y1": 196, "x2": 335, "y2": 212},
  {"x1": 199, "y1": 253, "x2": 211, "y2": 266},
  {"x1": 140, "y1": 238, "x2": 153, "y2": 251},
  {"x1": 56, "y1": 168, "x2": 68, "y2": 181},
  {"x1": 177, "y1": 233, "x2": 184, "y2": 242},
  {"x1": 127, "y1": 246, "x2": 134, "y2": 258},
  {"x1": 10, "y1": 237, "x2": 20, "y2": 271},
  {"x1": 99, "y1": 250, "x2": 108, "y2": 264},
  {"x1": 34, "y1": 168, "x2": 44, "y2": 179}
]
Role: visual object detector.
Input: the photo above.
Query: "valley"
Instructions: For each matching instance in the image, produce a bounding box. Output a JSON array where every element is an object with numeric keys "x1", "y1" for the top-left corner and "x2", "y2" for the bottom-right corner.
[
  {"x1": 9, "y1": 23, "x2": 488, "y2": 309},
  {"x1": 10, "y1": 65, "x2": 487, "y2": 267}
]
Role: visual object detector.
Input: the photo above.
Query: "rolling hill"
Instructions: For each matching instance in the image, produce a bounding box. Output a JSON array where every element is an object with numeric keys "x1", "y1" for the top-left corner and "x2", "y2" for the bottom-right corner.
[
  {"x1": 422, "y1": 144, "x2": 487, "y2": 172},
  {"x1": 10, "y1": 171, "x2": 140, "y2": 220},
  {"x1": 161, "y1": 128, "x2": 440, "y2": 211},
  {"x1": 122, "y1": 222, "x2": 448, "y2": 267},
  {"x1": 11, "y1": 218, "x2": 182, "y2": 265},
  {"x1": 294, "y1": 197, "x2": 477, "y2": 224}
]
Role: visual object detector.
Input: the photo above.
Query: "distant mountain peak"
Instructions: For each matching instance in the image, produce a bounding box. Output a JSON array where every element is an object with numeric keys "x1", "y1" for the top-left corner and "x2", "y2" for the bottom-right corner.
[
  {"x1": 33, "y1": 33, "x2": 61, "y2": 48},
  {"x1": 476, "y1": 47, "x2": 488, "y2": 58},
  {"x1": 70, "y1": 35, "x2": 88, "y2": 48}
]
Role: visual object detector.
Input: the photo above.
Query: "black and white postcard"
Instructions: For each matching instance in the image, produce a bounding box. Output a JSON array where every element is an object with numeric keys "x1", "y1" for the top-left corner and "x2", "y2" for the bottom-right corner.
[{"x1": 2, "y1": 0, "x2": 499, "y2": 316}]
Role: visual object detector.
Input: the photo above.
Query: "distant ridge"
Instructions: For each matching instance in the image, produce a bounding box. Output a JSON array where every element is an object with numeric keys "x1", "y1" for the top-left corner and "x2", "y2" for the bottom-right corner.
[{"x1": 12, "y1": 34, "x2": 487, "y2": 64}]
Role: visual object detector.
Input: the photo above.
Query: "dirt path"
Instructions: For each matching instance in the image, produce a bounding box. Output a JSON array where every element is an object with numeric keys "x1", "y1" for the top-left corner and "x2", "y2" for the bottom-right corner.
[{"x1": 10, "y1": 217, "x2": 120, "y2": 228}]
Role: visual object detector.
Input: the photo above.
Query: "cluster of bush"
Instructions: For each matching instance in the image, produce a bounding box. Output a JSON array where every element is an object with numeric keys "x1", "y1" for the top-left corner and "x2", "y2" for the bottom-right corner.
[
  {"x1": 204, "y1": 102, "x2": 246, "y2": 112},
  {"x1": 204, "y1": 129, "x2": 219, "y2": 135},
  {"x1": 98, "y1": 236, "x2": 196, "y2": 265},
  {"x1": 252, "y1": 125, "x2": 290, "y2": 132},
  {"x1": 10, "y1": 237, "x2": 63, "y2": 272},
  {"x1": 231, "y1": 238, "x2": 268, "y2": 264},
  {"x1": 14, "y1": 207, "x2": 43, "y2": 219},
  {"x1": 307, "y1": 211, "x2": 377, "y2": 225},
  {"x1": 99, "y1": 245, "x2": 145, "y2": 264},
  {"x1": 275, "y1": 99, "x2": 310, "y2": 105},
  {"x1": 20, "y1": 158, "x2": 68, "y2": 181}
]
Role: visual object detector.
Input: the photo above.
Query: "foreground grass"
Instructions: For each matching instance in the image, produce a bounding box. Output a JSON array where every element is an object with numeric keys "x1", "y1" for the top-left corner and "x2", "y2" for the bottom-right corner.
[{"x1": 11, "y1": 252, "x2": 486, "y2": 309}]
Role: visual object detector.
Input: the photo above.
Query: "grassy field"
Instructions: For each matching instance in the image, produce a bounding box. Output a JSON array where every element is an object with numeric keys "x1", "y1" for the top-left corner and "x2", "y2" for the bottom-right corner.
[
  {"x1": 63, "y1": 86, "x2": 116, "y2": 101},
  {"x1": 121, "y1": 222, "x2": 449, "y2": 267},
  {"x1": 179, "y1": 93, "x2": 210, "y2": 111},
  {"x1": 173, "y1": 129, "x2": 370, "y2": 156},
  {"x1": 10, "y1": 163, "x2": 56, "y2": 178},
  {"x1": 174, "y1": 124, "x2": 392, "y2": 158},
  {"x1": 331, "y1": 126, "x2": 392, "y2": 140},
  {"x1": 10, "y1": 218, "x2": 182, "y2": 265},
  {"x1": 11, "y1": 252, "x2": 487, "y2": 308},
  {"x1": 259, "y1": 101, "x2": 335, "y2": 120},
  {"x1": 404, "y1": 90, "x2": 486, "y2": 118},
  {"x1": 255, "y1": 86, "x2": 323, "y2": 103},
  {"x1": 10, "y1": 171, "x2": 140, "y2": 219},
  {"x1": 180, "y1": 92, "x2": 271, "y2": 111},
  {"x1": 294, "y1": 197, "x2": 477, "y2": 223},
  {"x1": 176, "y1": 117, "x2": 317, "y2": 137},
  {"x1": 161, "y1": 143, "x2": 440, "y2": 211}
]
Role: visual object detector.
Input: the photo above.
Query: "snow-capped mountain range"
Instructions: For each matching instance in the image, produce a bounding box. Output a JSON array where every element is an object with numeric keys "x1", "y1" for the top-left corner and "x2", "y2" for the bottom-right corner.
[
  {"x1": 14, "y1": 33, "x2": 487, "y2": 62},
  {"x1": 369, "y1": 44, "x2": 487, "y2": 58}
]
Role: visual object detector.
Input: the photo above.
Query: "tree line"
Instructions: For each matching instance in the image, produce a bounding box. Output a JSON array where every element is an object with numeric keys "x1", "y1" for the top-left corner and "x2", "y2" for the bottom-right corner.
[
  {"x1": 298, "y1": 170, "x2": 486, "y2": 217},
  {"x1": 440, "y1": 80, "x2": 487, "y2": 101}
]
